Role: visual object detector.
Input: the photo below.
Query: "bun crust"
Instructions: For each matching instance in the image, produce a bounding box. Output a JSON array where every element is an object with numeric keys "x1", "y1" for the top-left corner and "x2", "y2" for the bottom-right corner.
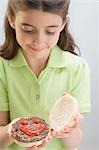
[{"x1": 12, "y1": 132, "x2": 50, "y2": 147}]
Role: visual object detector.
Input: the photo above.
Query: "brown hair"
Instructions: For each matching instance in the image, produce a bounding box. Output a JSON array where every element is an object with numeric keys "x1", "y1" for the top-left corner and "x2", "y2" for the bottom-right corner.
[{"x1": 0, "y1": 0, "x2": 79, "y2": 59}]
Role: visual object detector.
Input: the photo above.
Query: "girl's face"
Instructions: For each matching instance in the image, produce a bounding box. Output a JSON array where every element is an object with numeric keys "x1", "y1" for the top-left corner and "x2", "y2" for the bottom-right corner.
[{"x1": 8, "y1": 9, "x2": 65, "y2": 56}]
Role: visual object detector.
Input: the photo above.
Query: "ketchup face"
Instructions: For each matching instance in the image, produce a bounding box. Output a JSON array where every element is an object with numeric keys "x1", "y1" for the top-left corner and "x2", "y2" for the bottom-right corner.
[{"x1": 20, "y1": 118, "x2": 45, "y2": 136}]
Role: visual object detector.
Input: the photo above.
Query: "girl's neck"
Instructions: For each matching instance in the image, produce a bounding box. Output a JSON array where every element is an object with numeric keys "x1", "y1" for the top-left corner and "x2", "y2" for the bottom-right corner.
[{"x1": 22, "y1": 50, "x2": 50, "y2": 77}]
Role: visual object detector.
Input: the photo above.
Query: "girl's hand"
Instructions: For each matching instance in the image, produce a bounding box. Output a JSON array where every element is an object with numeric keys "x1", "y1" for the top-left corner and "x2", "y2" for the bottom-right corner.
[
  {"x1": 7, "y1": 118, "x2": 21, "y2": 145},
  {"x1": 0, "y1": 124, "x2": 14, "y2": 147},
  {"x1": 25, "y1": 135, "x2": 52, "y2": 150},
  {"x1": 51, "y1": 113, "x2": 83, "y2": 138}
]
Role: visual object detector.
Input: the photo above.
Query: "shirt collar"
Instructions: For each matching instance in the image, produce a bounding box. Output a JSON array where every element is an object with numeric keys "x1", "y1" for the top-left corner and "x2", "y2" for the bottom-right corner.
[
  {"x1": 8, "y1": 46, "x2": 69, "y2": 68},
  {"x1": 47, "y1": 45, "x2": 68, "y2": 68},
  {"x1": 8, "y1": 49, "x2": 28, "y2": 67}
]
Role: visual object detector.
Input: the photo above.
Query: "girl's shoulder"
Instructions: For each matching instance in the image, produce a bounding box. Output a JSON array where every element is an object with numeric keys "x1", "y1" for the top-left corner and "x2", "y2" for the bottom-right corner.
[
  {"x1": 52, "y1": 46, "x2": 89, "y2": 70},
  {"x1": 0, "y1": 56, "x2": 9, "y2": 78},
  {"x1": 62, "y1": 50, "x2": 89, "y2": 69},
  {"x1": 0, "y1": 56, "x2": 8, "y2": 67}
]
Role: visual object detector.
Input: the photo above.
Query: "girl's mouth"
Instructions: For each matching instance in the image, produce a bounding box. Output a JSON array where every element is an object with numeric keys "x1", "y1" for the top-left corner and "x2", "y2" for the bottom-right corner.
[{"x1": 31, "y1": 47, "x2": 44, "y2": 52}]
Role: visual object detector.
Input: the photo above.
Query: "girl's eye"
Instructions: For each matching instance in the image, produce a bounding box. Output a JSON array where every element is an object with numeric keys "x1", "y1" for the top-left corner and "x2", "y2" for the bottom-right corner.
[
  {"x1": 46, "y1": 31, "x2": 56, "y2": 35},
  {"x1": 22, "y1": 28, "x2": 35, "y2": 32},
  {"x1": 21, "y1": 26, "x2": 35, "y2": 33},
  {"x1": 22, "y1": 29, "x2": 36, "y2": 34}
]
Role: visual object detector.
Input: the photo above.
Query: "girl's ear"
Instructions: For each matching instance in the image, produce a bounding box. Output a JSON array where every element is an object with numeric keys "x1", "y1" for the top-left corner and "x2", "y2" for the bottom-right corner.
[
  {"x1": 66, "y1": 14, "x2": 70, "y2": 27},
  {"x1": 60, "y1": 14, "x2": 70, "y2": 31},
  {"x1": 7, "y1": 12, "x2": 15, "y2": 29}
]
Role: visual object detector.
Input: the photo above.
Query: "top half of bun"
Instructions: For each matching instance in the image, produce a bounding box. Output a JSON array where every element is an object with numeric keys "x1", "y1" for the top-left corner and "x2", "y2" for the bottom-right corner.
[{"x1": 49, "y1": 94, "x2": 79, "y2": 131}]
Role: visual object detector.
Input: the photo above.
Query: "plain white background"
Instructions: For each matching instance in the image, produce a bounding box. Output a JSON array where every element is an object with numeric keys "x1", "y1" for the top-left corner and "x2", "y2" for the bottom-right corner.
[
  {"x1": 70, "y1": 1, "x2": 98, "y2": 150},
  {"x1": 0, "y1": 0, "x2": 98, "y2": 150}
]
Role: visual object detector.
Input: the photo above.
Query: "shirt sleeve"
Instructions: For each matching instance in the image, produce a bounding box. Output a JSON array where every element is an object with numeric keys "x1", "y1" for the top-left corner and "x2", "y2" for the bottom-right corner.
[
  {"x1": 70, "y1": 59, "x2": 91, "y2": 113},
  {"x1": 0, "y1": 79, "x2": 9, "y2": 111},
  {"x1": 0, "y1": 59, "x2": 9, "y2": 111}
]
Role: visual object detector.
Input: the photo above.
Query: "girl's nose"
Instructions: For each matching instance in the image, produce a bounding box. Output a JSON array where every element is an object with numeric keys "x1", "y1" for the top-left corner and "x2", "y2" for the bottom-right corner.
[{"x1": 32, "y1": 31, "x2": 46, "y2": 45}]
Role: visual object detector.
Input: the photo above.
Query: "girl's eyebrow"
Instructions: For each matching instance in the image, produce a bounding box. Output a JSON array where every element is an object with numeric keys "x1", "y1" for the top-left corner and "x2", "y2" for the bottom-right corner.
[
  {"x1": 21, "y1": 23, "x2": 33, "y2": 27},
  {"x1": 21, "y1": 23, "x2": 59, "y2": 28}
]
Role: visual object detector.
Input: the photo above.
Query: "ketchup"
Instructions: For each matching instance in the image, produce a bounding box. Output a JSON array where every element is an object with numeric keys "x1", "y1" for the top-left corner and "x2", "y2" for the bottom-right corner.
[
  {"x1": 20, "y1": 118, "x2": 45, "y2": 136},
  {"x1": 33, "y1": 118, "x2": 40, "y2": 124},
  {"x1": 20, "y1": 119, "x2": 28, "y2": 125}
]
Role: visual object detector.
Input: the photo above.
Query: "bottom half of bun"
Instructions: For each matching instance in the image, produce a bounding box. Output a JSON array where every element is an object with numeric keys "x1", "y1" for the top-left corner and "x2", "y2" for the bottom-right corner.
[{"x1": 13, "y1": 130, "x2": 50, "y2": 147}]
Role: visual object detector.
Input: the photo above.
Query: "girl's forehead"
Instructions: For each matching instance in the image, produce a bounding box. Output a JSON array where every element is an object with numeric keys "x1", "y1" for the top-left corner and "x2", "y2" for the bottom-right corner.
[
  {"x1": 15, "y1": 9, "x2": 63, "y2": 25},
  {"x1": 16, "y1": 9, "x2": 60, "y2": 17}
]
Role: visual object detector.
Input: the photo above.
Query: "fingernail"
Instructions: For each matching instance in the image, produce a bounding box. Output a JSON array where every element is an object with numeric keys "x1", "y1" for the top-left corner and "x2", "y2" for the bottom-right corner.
[
  {"x1": 52, "y1": 131, "x2": 55, "y2": 134},
  {"x1": 45, "y1": 139, "x2": 49, "y2": 143}
]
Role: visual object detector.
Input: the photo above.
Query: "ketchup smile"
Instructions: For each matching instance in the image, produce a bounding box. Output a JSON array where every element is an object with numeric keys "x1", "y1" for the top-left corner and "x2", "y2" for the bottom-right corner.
[{"x1": 20, "y1": 118, "x2": 45, "y2": 136}]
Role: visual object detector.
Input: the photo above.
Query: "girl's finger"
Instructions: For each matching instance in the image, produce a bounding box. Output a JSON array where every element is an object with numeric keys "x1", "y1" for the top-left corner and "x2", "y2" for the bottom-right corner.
[
  {"x1": 38, "y1": 136, "x2": 52, "y2": 148},
  {"x1": 62, "y1": 126, "x2": 70, "y2": 133},
  {"x1": 73, "y1": 113, "x2": 84, "y2": 127},
  {"x1": 52, "y1": 131, "x2": 71, "y2": 138}
]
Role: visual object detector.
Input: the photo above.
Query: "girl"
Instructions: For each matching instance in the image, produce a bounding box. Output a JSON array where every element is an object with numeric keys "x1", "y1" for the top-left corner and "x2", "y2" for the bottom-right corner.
[{"x1": 0, "y1": 0, "x2": 91, "y2": 150}]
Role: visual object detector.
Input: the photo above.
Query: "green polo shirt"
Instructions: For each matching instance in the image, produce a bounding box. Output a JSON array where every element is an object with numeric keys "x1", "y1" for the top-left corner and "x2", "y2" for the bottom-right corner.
[{"x1": 0, "y1": 45, "x2": 91, "y2": 150}]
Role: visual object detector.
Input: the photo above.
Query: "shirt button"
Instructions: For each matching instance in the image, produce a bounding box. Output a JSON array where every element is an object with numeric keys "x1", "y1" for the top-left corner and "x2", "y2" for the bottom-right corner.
[{"x1": 36, "y1": 94, "x2": 40, "y2": 100}]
